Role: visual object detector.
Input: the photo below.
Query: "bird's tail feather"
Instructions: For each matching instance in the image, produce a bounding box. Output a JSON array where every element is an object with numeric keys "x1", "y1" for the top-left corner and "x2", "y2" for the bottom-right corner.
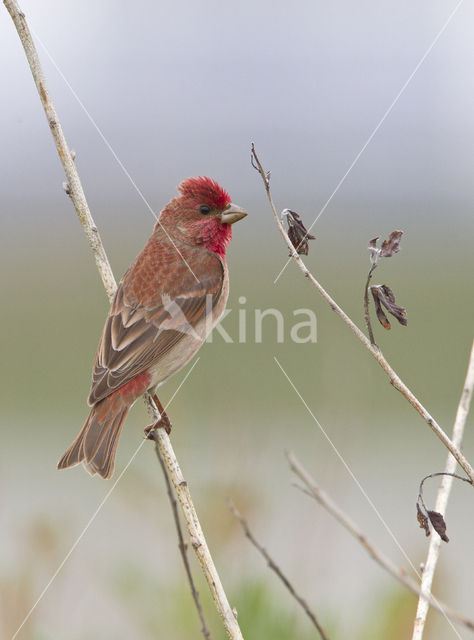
[{"x1": 57, "y1": 393, "x2": 131, "y2": 479}]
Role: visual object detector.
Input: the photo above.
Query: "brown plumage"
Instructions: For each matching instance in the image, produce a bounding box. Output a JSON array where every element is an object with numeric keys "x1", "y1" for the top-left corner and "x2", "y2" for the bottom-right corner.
[{"x1": 58, "y1": 177, "x2": 247, "y2": 478}]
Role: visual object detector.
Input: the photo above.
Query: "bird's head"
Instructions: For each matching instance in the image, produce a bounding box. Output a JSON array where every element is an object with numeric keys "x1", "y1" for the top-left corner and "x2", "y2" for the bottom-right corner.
[{"x1": 158, "y1": 176, "x2": 247, "y2": 256}]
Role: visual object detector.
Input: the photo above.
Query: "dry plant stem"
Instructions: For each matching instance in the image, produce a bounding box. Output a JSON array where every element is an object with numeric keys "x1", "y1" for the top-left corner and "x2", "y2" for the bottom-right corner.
[
  {"x1": 5, "y1": 2, "x2": 243, "y2": 637},
  {"x1": 145, "y1": 401, "x2": 242, "y2": 639},
  {"x1": 227, "y1": 500, "x2": 330, "y2": 640},
  {"x1": 152, "y1": 437, "x2": 211, "y2": 640},
  {"x1": 250, "y1": 144, "x2": 474, "y2": 484},
  {"x1": 363, "y1": 264, "x2": 377, "y2": 345},
  {"x1": 287, "y1": 452, "x2": 474, "y2": 632},
  {"x1": 412, "y1": 339, "x2": 474, "y2": 640}
]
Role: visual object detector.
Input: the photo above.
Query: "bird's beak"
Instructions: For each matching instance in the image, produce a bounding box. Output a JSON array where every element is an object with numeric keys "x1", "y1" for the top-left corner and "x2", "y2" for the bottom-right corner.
[{"x1": 220, "y1": 203, "x2": 247, "y2": 225}]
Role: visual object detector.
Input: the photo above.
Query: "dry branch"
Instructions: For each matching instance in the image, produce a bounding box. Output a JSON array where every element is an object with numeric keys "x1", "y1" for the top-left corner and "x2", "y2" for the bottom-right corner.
[
  {"x1": 412, "y1": 339, "x2": 474, "y2": 639},
  {"x1": 4, "y1": 1, "x2": 243, "y2": 637},
  {"x1": 250, "y1": 143, "x2": 474, "y2": 484},
  {"x1": 228, "y1": 500, "x2": 330, "y2": 640},
  {"x1": 152, "y1": 434, "x2": 211, "y2": 640},
  {"x1": 287, "y1": 451, "x2": 474, "y2": 632},
  {"x1": 363, "y1": 264, "x2": 377, "y2": 345}
]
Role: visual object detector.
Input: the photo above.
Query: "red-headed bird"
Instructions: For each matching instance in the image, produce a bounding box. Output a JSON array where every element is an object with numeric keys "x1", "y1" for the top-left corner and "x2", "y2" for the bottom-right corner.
[{"x1": 58, "y1": 177, "x2": 247, "y2": 478}]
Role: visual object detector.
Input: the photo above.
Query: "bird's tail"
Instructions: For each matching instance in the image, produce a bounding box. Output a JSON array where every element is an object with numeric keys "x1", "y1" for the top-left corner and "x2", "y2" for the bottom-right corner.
[{"x1": 57, "y1": 392, "x2": 131, "y2": 479}]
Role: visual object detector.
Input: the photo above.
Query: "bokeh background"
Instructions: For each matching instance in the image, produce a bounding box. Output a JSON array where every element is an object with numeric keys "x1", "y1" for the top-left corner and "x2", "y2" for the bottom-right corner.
[{"x1": 1, "y1": 1, "x2": 474, "y2": 638}]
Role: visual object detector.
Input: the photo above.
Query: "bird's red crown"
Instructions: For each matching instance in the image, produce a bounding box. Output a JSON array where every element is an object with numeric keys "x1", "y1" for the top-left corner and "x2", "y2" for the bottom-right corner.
[{"x1": 178, "y1": 176, "x2": 231, "y2": 210}]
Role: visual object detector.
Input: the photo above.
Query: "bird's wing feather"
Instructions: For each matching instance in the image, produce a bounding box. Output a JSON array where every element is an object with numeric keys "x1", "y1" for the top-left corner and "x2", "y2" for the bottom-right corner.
[{"x1": 88, "y1": 239, "x2": 224, "y2": 405}]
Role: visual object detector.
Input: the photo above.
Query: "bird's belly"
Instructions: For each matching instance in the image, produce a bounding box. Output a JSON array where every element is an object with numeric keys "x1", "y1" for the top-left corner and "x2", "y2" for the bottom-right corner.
[
  {"x1": 148, "y1": 268, "x2": 229, "y2": 390},
  {"x1": 148, "y1": 329, "x2": 205, "y2": 389}
]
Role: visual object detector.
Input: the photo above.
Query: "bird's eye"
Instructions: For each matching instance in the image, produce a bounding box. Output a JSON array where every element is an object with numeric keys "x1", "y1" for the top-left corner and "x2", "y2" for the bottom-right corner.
[{"x1": 199, "y1": 205, "x2": 211, "y2": 215}]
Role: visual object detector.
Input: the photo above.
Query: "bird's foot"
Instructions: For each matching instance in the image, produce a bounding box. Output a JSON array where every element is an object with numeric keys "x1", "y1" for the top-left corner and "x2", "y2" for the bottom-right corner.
[
  {"x1": 144, "y1": 414, "x2": 172, "y2": 438},
  {"x1": 145, "y1": 393, "x2": 172, "y2": 437}
]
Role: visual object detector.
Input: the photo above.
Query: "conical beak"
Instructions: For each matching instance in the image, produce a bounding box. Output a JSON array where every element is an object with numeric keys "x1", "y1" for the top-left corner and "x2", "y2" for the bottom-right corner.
[{"x1": 220, "y1": 203, "x2": 247, "y2": 225}]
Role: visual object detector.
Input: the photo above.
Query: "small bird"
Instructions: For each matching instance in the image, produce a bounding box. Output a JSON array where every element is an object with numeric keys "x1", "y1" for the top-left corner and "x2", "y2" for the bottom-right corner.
[{"x1": 58, "y1": 177, "x2": 247, "y2": 479}]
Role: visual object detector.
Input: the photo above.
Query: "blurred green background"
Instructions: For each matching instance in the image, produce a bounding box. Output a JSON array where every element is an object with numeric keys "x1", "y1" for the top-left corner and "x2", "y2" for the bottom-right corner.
[{"x1": 1, "y1": 1, "x2": 474, "y2": 639}]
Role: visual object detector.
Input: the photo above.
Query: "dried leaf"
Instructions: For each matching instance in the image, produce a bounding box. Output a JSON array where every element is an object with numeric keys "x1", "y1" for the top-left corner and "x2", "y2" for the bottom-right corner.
[
  {"x1": 417, "y1": 504, "x2": 430, "y2": 537},
  {"x1": 371, "y1": 285, "x2": 407, "y2": 327},
  {"x1": 367, "y1": 230, "x2": 403, "y2": 265},
  {"x1": 288, "y1": 226, "x2": 310, "y2": 255},
  {"x1": 282, "y1": 209, "x2": 316, "y2": 255},
  {"x1": 380, "y1": 230, "x2": 403, "y2": 257},
  {"x1": 371, "y1": 287, "x2": 391, "y2": 329},
  {"x1": 380, "y1": 284, "x2": 396, "y2": 304},
  {"x1": 428, "y1": 510, "x2": 449, "y2": 543}
]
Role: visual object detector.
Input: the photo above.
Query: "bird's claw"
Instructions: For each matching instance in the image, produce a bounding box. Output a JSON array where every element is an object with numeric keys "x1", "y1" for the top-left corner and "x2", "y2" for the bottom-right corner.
[{"x1": 144, "y1": 415, "x2": 172, "y2": 438}]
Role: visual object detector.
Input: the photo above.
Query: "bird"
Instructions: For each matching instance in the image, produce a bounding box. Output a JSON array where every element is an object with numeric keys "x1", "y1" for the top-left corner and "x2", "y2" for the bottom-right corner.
[{"x1": 57, "y1": 176, "x2": 247, "y2": 479}]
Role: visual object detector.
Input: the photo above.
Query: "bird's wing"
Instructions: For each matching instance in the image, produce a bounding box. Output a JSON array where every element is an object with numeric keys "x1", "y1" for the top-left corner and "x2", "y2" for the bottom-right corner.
[{"x1": 88, "y1": 242, "x2": 224, "y2": 405}]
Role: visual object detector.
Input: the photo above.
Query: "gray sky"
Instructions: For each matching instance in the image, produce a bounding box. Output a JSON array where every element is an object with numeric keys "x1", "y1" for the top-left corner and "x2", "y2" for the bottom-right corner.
[{"x1": 1, "y1": 0, "x2": 474, "y2": 239}]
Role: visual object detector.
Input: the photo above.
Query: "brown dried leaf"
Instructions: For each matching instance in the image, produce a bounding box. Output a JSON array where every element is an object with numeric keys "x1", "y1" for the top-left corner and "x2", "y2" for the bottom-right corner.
[
  {"x1": 372, "y1": 285, "x2": 407, "y2": 327},
  {"x1": 371, "y1": 287, "x2": 391, "y2": 330},
  {"x1": 367, "y1": 230, "x2": 403, "y2": 265},
  {"x1": 380, "y1": 284, "x2": 396, "y2": 304},
  {"x1": 283, "y1": 209, "x2": 316, "y2": 255},
  {"x1": 428, "y1": 510, "x2": 449, "y2": 543},
  {"x1": 288, "y1": 226, "x2": 311, "y2": 256},
  {"x1": 380, "y1": 230, "x2": 403, "y2": 257},
  {"x1": 417, "y1": 504, "x2": 430, "y2": 537}
]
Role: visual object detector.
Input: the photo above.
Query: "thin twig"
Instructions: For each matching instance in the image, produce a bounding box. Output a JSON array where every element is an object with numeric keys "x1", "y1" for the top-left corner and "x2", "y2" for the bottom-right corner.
[
  {"x1": 412, "y1": 339, "x2": 474, "y2": 640},
  {"x1": 363, "y1": 264, "x2": 377, "y2": 345},
  {"x1": 250, "y1": 143, "x2": 474, "y2": 484},
  {"x1": 417, "y1": 471, "x2": 472, "y2": 518},
  {"x1": 227, "y1": 499, "x2": 330, "y2": 640},
  {"x1": 153, "y1": 439, "x2": 212, "y2": 640},
  {"x1": 287, "y1": 451, "x2": 474, "y2": 632},
  {"x1": 5, "y1": 2, "x2": 243, "y2": 637}
]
